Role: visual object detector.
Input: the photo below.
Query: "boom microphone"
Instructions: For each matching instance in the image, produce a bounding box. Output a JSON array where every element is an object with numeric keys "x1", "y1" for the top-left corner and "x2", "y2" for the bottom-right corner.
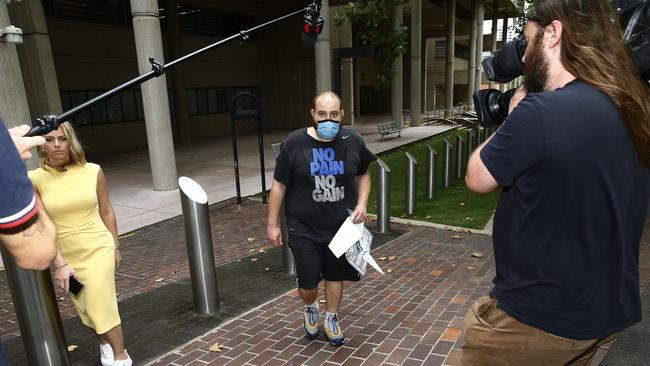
[{"x1": 302, "y1": 0, "x2": 324, "y2": 47}]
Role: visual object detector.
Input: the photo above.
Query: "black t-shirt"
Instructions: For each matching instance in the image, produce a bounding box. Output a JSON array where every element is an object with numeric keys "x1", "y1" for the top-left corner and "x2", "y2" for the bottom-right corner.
[
  {"x1": 274, "y1": 127, "x2": 376, "y2": 239},
  {"x1": 481, "y1": 80, "x2": 650, "y2": 340}
]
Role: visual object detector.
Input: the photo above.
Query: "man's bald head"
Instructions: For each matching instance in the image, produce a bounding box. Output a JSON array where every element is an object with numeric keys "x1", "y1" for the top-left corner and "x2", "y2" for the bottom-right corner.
[{"x1": 312, "y1": 91, "x2": 343, "y2": 110}]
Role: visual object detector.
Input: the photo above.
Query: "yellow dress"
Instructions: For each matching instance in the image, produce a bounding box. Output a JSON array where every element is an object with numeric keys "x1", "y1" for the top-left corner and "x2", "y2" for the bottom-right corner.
[{"x1": 29, "y1": 163, "x2": 120, "y2": 334}]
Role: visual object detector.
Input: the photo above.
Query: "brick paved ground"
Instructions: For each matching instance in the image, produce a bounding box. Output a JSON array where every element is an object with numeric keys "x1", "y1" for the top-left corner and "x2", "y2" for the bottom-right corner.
[
  {"x1": 0, "y1": 198, "x2": 271, "y2": 340},
  {"x1": 149, "y1": 219, "x2": 650, "y2": 366}
]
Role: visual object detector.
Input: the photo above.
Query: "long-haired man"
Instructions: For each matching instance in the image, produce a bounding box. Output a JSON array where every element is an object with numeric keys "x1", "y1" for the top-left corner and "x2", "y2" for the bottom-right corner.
[{"x1": 464, "y1": 0, "x2": 650, "y2": 364}]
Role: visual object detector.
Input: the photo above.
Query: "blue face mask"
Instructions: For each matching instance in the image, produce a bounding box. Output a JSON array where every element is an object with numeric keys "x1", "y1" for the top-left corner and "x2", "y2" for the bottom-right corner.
[{"x1": 316, "y1": 119, "x2": 340, "y2": 140}]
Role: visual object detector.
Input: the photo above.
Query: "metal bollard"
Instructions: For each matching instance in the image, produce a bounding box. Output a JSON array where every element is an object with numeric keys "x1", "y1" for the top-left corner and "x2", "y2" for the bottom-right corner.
[
  {"x1": 405, "y1": 152, "x2": 417, "y2": 215},
  {"x1": 1, "y1": 249, "x2": 71, "y2": 366},
  {"x1": 466, "y1": 129, "x2": 474, "y2": 160},
  {"x1": 426, "y1": 145, "x2": 437, "y2": 200},
  {"x1": 377, "y1": 158, "x2": 391, "y2": 234},
  {"x1": 271, "y1": 143, "x2": 296, "y2": 276},
  {"x1": 442, "y1": 139, "x2": 452, "y2": 188},
  {"x1": 456, "y1": 134, "x2": 465, "y2": 180},
  {"x1": 179, "y1": 177, "x2": 220, "y2": 315}
]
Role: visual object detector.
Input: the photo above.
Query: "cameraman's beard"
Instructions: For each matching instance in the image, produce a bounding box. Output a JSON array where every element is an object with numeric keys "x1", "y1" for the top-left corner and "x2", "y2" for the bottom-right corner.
[{"x1": 523, "y1": 41, "x2": 549, "y2": 93}]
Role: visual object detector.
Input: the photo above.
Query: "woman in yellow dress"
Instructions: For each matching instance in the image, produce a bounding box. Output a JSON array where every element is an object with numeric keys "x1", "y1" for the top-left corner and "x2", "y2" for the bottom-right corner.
[{"x1": 28, "y1": 122, "x2": 131, "y2": 366}]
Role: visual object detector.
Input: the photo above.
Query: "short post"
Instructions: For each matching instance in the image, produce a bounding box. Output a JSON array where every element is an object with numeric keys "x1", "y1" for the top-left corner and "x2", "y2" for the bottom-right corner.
[
  {"x1": 475, "y1": 126, "x2": 483, "y2": 144},
  {"x1": 271, "y1": 143, "x2": 296, "y2": 275},
  {"x1": 377, "y1": 158, "x2": 391, "y2": 233},
  {"x1": 426, "y1": 145, "x2": 437, "y2": 200},
  {"x1": 1, "y1": 250, "x2": 71, "y2": 366},
  {"x1": 443, "y1": 139, "x2": 452, "y2": 188},
  {"x1": 405, "y1": 152, "x2": 417, "y2": 215},
  {"x1": 179, "y1": 177, "x2": 220, "y2": 315},
  {"x1": 466, "y1": 129, "x2": 474, "y2": 159},
  {"x1": 456, "y1": 134, "x2": 465, "y2": 179}
]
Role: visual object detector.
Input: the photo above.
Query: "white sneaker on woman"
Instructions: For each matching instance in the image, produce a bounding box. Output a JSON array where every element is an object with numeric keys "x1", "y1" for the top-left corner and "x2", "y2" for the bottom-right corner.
[
  {"x1": 100, "y1": 343, "x2": 113, "y2": 366},
  {"x1": 113, "y1": 350, "x2": 132, "y2": 366}
]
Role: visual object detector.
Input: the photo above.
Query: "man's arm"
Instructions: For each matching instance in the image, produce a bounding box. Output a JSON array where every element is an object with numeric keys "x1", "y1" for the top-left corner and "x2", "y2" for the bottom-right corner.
[
  {"x1": 465, "y1": 135, "x2": 500, "y2": 193},
  {"x1": 351, "y1": 171, "x2": 371, "y2": 224},
  {"x1": 266, "y1": 179, "x2": 287, "y2": 247},
  {"x1": 8, "y1": 125, "x2": 45, "y2": 160},
  {"x1": 0, "y1": 194, "x2": 57, "y2": 270}
]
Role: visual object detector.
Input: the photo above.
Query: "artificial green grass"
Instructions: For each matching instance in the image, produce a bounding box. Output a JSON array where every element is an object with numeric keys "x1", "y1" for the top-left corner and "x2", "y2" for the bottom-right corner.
[{"x1": 367, "y1": 129, "x2": 500, "y2": 230}]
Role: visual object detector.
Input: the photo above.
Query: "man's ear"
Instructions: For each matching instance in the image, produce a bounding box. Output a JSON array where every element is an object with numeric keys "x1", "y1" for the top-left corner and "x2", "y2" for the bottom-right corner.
[
  {"x1": 310, "y1": 109, "x2": 315, "y2": 118},
  {"x1": 547, "y1": 20, "x2": 563, "y2": 49}
]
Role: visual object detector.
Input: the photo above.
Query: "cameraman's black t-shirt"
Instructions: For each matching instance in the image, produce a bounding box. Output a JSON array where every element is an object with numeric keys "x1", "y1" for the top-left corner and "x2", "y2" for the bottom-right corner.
[
  {"x1": 481, "y1": 79, "x2": 650, "y2": 340},
  {"x1": 274, "y1": 127, "x2": 376, "y2": 239}
]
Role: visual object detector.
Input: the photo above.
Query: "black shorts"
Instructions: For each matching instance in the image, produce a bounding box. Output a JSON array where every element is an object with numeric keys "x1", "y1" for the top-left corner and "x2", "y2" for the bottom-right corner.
[{"x1": 288, "y1": 233, "x2": 360, "y2": 289}]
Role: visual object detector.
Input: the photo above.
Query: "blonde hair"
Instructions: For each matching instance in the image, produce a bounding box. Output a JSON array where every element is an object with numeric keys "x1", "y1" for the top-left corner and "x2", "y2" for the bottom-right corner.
[{"x1": 39, "y1": 121, "x2": 87, "y2": 169}]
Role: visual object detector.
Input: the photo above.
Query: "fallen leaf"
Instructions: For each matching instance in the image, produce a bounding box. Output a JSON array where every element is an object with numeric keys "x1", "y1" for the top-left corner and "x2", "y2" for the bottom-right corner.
[
  {"x1": 118, "y1": 233, "x2": 135, "y2": 239},
  {"x1": 251, "y1": 258, "x2": 259, "y2": 262},
  {"x1": 471, "y1": 252, "x2": 484, "y2": 258},
  {"x1": 171, "y1": 271, "x2": 177, "y2": 275},
  {"x1": 451, "y1": 235, "x2": 463, "y2": 239},
  {"x1": 217, "y1": 231, "x2": 224, "y2": 235},
  {"x1": 467, "y1": 266, "x2": 476, "y2": 270},
  {"x1": 209, "y1": 342, "x2": 225, "y2": 352},
  {"x1": 378, "y1": 257, "x2": 387, "y2": 261},
  {"x1": 265, "y1": 267, "x2": 270, "y2": 271},
  {"x1": 249, "y1": 249, "x2": 256, "y2": 253},
  {"x1": 459, "y1": 203, "x2": 465, "y2": 206},
  {"x1": 425, "y1": 215, "x2": 432, "y2": 220},
  {"x1": 451, "y1": 264, "x2": 457, "y2": 267},
  {"x1": 258, "y1": 247, "x2": 267, "y2": 254},
  {"x1": 386, "y1": 268, "x2": 394, "y2": 273},
  {"x1": 413, "y1": 216, "x2": 418, "y2": 219},
  {"x1": 67, "y1": 345, "x2": 78, "y2": 352},
  {"x1": 247, "y1": 237, "x2": 256, "y2": 242},
  {"x1": 154, "y1": 278, "x2": 164, "y2": 282},
  {"x1": 400, "y1": 214, "x2": 407, "y2": 218},
  {"x1": 465, "y1": 217, "x2": 474, "y2": 221},
  {"x1": 388, "y1": 256, "x2": 397, "y2": 261}
]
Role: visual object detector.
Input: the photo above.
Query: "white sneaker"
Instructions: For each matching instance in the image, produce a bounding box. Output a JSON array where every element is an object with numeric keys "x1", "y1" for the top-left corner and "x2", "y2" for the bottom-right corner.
[
  {"x1": 113, "y1": 350, "x2": 132, "y2": 366},
  {"x1": 100, "y1": 343, "x2": 113, "y2": 366}
]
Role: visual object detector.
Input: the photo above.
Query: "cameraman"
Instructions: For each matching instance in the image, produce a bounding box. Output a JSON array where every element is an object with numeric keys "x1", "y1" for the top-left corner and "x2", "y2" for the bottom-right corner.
[{"x1": 463, "y1": 0, "x2": 650, "y2": 365}]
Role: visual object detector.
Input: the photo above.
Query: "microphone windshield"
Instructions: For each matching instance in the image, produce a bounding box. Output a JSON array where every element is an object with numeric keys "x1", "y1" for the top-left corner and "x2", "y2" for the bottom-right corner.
[{"x1": 302, "y1": 31, "x2": 317, "y2": 47}]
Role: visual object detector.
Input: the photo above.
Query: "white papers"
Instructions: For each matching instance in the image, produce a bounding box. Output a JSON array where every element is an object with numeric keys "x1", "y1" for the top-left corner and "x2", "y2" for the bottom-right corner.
[
  {"x1": 328, "y1": 216, "x2": 384, "y2": 276},
  {"x1": 328, "y1": 217, "x2": 362, "y2": 258}
]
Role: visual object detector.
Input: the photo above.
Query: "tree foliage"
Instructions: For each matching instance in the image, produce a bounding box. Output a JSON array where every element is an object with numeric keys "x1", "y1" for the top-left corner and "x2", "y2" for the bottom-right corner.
[{"x1": 333, "y1": 0, "x2": 409, "y2": 89}]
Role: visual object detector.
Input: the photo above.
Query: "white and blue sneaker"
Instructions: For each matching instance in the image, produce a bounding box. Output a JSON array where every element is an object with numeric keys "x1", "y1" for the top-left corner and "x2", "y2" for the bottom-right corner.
[
  {"x1": 323, "y1": 313, "x2": 346, "y2": 346},
  {"x1": 303, "y1": 303, "x2": 320, "y2": 339}
]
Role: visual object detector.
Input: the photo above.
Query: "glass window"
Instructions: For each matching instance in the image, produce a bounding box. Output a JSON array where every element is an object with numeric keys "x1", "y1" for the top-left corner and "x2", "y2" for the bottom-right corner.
[
  {"x1": 135, "y1": 91, "x2": 145, "y2": 120},
  {"x1": 106, "y1": 94, "x2": 124, "y2": 122},
  {"x1": 207, "y1": 89, "x2": 218, "y2": 113},
  {"x1": 121, "y1": 90, "x2": 138, "y2": 121},
  {"x1": 69, "y1": 91, "x2": 92, "y2": 125},
  {"x1": 217, "y1": 88, "x2": 228, "y2": 112},
  {"x1": 187, "y1": 89, "x2": 197, "y2": 115},
  {"x1": 196, "y1": 89, "x2": 208, "y2": 114}
]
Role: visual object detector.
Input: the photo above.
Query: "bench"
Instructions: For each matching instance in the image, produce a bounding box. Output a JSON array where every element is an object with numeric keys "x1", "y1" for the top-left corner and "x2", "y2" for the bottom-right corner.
[{"x1": 377, "y1": 121, "x2": 404, "y2": 140}]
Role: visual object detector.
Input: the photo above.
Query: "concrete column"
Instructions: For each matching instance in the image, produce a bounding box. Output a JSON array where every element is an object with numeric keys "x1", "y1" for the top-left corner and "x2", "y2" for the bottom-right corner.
[
  {"x1": 332, "y1": 6, "x2": 354, "y2": 124},
  {"x1": 165, "y1": 0, "x2": 191, "y2": 144},
  {"x1": 475, "y1": 0, "x2": 485, "y2": 92},
  {"x1": 489, "y1": 0, "x2": 499, "y2": 89},
  {"x1": 9, "y1": 0, "x2": 62, "y2": 119},
  {"x1": 354, "y1": 59, "x2": 361, "y2": 118},
  {"x1": 131, "y1": 0, "x2": 178, "y2": 191},
  {"x1": 391, "y1": 6, "x2": 403, "y2": 125},
  {"x1": 445, "y1": 0, "x2": 456, "y2": 118},
  {"x1": 315, "y1": 0, "x2": 332, "y2": 93},
  {"x1": 0, "y1": 3, "x2": 37, "y2": 170},
  {"x1": 410, "y1": 0, "x2": 422, "y2": 127},
  {"x1": 467, "y1": 0, "x2": 477, "y2": 107}
]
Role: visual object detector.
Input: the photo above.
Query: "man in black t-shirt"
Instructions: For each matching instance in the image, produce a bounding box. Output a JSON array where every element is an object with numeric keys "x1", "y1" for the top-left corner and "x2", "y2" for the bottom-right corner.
[
  {"x1": 267, "y1": 91, "x2": 376, "y2": 346},
  {"x1": 463, "y1": 1, "x2": 650, "y2": 365}
]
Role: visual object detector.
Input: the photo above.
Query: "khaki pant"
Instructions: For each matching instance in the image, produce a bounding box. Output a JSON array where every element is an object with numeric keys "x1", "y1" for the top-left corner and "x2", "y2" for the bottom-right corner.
[{"x1": 461, "y1": 296, "x2": 619, "y2": 366}]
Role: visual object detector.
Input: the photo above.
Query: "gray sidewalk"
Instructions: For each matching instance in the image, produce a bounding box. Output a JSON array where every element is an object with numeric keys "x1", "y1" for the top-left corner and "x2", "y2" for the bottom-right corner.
[{"x1": 97, "y1": 115, "x2": 455, "y2": 235}]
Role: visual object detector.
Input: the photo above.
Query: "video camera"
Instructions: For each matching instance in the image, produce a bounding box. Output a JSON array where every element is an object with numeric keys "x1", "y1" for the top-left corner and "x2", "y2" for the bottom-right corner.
[{"x1": 474, "y1": 0, "x2": 650, "y2": 127}]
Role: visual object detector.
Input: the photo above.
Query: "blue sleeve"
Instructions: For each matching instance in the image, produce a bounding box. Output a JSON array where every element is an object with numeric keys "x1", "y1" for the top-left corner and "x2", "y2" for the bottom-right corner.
[
  {"x1": 479, "y1": 96, "x2": 546, "y2": 187},
  {"x1": 0, "y1": 121, "x2": 38, "y2": 230}
]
